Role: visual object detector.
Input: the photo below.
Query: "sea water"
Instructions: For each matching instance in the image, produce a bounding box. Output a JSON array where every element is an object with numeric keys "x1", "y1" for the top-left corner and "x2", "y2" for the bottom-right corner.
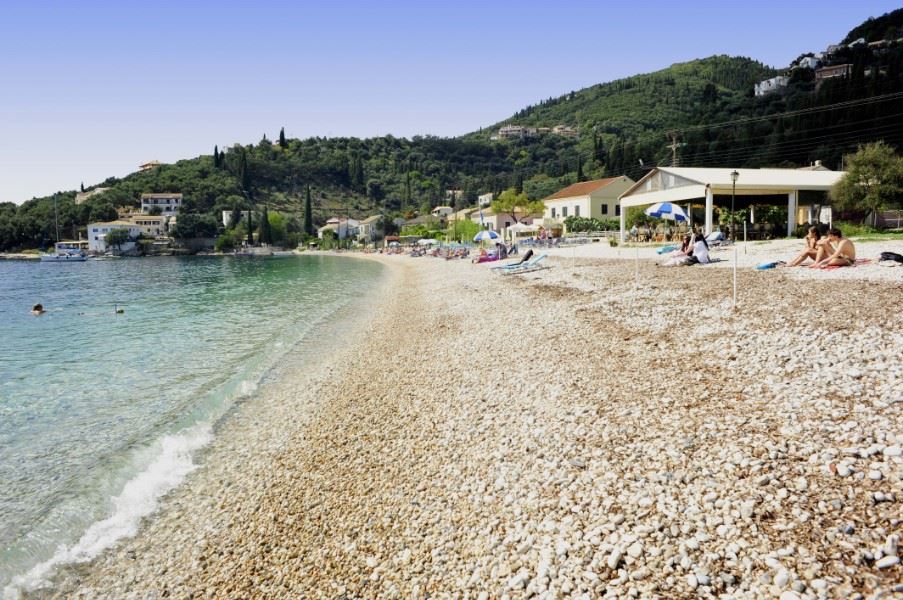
[{"x1": 0, "y1": 255, "x2": 383, "y2": 596}]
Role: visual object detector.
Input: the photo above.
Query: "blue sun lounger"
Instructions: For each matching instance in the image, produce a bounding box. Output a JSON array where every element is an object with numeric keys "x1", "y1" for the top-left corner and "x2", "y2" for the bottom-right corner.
[{"x1": 492, "y1": 253, "x2": 549, "y2": 275}]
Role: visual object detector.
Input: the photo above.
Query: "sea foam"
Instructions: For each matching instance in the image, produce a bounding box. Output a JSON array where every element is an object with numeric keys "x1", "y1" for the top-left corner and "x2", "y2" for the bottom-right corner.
[{"x1": 3, "y1": 424, "x2": 212, "y2": 599}]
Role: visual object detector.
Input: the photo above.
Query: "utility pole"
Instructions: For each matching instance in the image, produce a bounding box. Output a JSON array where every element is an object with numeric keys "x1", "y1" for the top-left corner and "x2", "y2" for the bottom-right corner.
[{"x1": 667, "y1": 133, "x2": 686, "y2": 167}]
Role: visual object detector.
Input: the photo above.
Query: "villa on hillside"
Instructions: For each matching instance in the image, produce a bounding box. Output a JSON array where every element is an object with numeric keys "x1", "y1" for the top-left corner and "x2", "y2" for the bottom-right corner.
[
  {"x1": 221, "y1": 210, "x2": 254, "y2": 228},
  {"x1": 754, "y1": 76, "x2": 790, "y2": 97},
  {"x1": 541, "y1": 177, "x2": 635, "y2": 223},
  {"x1": 75, "y1": 187, "x2": 110, "y2": 205},
  {"x1": 139, "y1": 160, "x2": 164, "y2": 172},
  {"x1": 431, "y1": 206, "x2": 454, "y2": 218},
  {"x1": 141, "y1": 193, "x2": 182, "y2": 215}
]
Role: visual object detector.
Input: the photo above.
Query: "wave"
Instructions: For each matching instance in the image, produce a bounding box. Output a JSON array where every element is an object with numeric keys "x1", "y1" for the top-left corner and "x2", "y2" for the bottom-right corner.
[{"x1": 3, "y1": 425, "x2": 213, "y2": 599}]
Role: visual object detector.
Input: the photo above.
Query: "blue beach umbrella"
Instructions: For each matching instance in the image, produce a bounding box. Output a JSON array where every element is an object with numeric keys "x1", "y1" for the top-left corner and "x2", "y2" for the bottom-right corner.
[
  {"x1": 473, "y1": 229, "x2": 501, "y2": 242},
  {"x1": 644, "y1": 202, "x2": 690, "y2": 222}
]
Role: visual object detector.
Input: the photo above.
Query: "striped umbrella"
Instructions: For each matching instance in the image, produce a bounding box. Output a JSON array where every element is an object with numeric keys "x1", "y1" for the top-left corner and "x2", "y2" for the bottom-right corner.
[
  {"x1": 473, "y1": 229, "x2": 501, "y2": 242},
  {"x1": 644, "y1": 202, "x2": 690, "y2": 222}
]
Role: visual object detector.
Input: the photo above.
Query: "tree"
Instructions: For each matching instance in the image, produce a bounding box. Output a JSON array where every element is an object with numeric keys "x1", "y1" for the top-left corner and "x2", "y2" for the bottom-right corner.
[
  {"x1": 491, "y1": 187, "x2": 546, "y2": 224},
  {"x1": 171, "y1": 213, "x2": 220, "y2": 239},
  {"x1": 576, "y1": 159, "x2": 586, "y2": 182},
  {"x1": 278, "y1": 127, "x2": 287, "y2": 149},
  {"x1": 238, "y1": 149, "x2": 251, "y2": 197},
  {"x1": 213, "y1": 145, "x2": 220, "y2": 168},
  {"x1": 303, "y1": 184, "x2": 314, "y2": 235},
  {"x1": 80, "y1": 182, "x2": 85, "y2": 193},
  {"x1": 228, "y1": 204, "x2": 242, "y2": 229},
  {"x1": 247, "y1": 210, "x2": 254, "y2": 245},
  {"x1": 148, "y1": 205, "x2": 163, "y2": 216},
  {"x1": 258, "y1": 205, "x2": 273, "y2": 245},
  {"x1": 831, "y1": 141, "x2": 903, "y2": 224},
  {"x1": 105, "y1": 228, "x2": 132, "y2": 251}
]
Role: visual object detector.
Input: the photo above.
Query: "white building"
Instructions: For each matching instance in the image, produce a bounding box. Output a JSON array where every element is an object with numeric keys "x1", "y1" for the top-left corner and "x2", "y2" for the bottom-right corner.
[
  {"x1": 431, "y1": 206, "x2": 454, "y2": 218},
  {"x1": 87, "y1": 221, "x2": 142, "y2": 253},
  {"x1": 754, "y1": 76, "x2": 790, "y2": 97},
  {"x1": 478, "y1": 192, "x2": 494, "y2": 207},
  {"x1": 358, "y1": 215, "x2": 383, "y2": 242},
  {"x1": 796, "y1": 56, "x2": 820, "y2": 70},
  {"x1": 317, "y1": 217, "x2": 360, "y2": 240},
  {"x1": 221, "y1": 210, "x2": 253, "y2": 228},
  {"x1": 141, "y1": 193, "x2": 182, "y2": 215},
  {"x1": 75, "y1": 187, "x2": 110, "y2": 205},
  {"x1": 542, "y1": 177, "x2": 635, "y2": 222},
  {"x1": 617, "y1": 166, "x2": 845, "y2": 242},
  {"x1": 128, "y1": 215, "x2": 167, "y2": 237}
]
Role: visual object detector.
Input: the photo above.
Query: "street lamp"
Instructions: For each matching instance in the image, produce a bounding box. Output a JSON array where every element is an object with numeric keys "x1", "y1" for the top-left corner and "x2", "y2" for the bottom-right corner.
[{"x1": 730, "y1": 170, "x2": 739, "y2": 309}]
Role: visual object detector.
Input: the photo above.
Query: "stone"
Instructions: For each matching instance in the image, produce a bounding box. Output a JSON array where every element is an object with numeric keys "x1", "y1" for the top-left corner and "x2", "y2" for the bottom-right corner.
[
  {"x1": 686, "y1": 574, "x2": 698, "y2": 589},
  {"x1": 876, "y1": 555, "x2": 899, "y2": 569},
  {"x1": 607, "y1": 548, "x2": 623, "y2": 571},
  {"x1": 868, "y1": 469, "x2": 883, "y2": 480}
]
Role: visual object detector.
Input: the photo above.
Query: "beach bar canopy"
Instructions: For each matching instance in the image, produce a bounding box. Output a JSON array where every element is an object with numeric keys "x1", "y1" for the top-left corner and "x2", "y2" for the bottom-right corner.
[{"x1": 618, "y1": 167, "x2": 845, "y2": 242}]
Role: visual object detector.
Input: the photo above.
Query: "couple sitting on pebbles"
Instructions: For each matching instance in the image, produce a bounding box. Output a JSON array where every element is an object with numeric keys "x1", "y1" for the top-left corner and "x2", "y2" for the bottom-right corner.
[
  {"x1": 786, "y1": 227, "x2": 856, "y2": 268},
  {"x1": 661, "y1": 233, "x2": 710, "y2": 267}
]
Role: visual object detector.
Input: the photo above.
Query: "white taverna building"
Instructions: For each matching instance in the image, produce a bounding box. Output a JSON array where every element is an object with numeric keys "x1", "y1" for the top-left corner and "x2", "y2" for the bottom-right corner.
[{"x1": 617, "y1": 167, "x2": 845, "y2": 242}]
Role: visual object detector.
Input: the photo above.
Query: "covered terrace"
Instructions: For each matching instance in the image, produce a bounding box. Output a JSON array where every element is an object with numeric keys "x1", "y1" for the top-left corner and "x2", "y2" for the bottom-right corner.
[{"x1": 618, "y1": 167, "x2": 845, "y2": 243}]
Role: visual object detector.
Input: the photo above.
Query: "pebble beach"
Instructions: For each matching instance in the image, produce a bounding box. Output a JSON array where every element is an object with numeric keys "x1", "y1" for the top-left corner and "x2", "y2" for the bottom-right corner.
[{"x1": 42, "y1": 241, "x2": 902, "y2": 599}]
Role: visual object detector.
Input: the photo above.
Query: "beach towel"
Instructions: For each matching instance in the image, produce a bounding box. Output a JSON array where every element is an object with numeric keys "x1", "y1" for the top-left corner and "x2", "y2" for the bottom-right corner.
[
  {"x1": 755, "y1": 261, "x2": 785, "y2": 270},
  {"x1": 656, "y1": 245, "x2": 678, "y2": 255},
  {"x1": 815, "y1": 258, "x2": 870, "y2": 270}
]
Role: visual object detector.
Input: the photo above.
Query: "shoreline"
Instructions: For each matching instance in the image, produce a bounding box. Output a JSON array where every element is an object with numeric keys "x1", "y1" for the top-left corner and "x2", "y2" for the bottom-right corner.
[{"x1": 30, "y1": 252, "x2": 903, "y2": 598}]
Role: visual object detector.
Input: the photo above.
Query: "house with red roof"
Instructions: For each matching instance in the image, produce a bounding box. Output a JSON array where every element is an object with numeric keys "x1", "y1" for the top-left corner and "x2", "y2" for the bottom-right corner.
[{"x1": 542, "y1": 176, "x2": 634, "y2": 222}]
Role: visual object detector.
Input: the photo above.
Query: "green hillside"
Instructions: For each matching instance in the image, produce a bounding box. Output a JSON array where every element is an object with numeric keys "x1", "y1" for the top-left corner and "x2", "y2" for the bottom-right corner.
[{"x1": 3, "y1": 11, "x2": 903, "y2": 251}]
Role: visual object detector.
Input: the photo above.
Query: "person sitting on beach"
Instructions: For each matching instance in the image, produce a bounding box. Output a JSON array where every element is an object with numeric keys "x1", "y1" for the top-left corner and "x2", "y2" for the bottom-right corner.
[
  {"x1": 661, "y1": 235, "x2": 693, "y2": 267},
  {"x1": 31, "y1": 303, "x2": 45, "y2": 316},
  {"x1": 786, "y1": 226, "x2": 821, "y2": 267},
  {"x1": 687, "y1": 233, "x2": 710, "y2": 265},
  {"x1": 812, "y1": 227, "x2": 856, "y2": 268}
]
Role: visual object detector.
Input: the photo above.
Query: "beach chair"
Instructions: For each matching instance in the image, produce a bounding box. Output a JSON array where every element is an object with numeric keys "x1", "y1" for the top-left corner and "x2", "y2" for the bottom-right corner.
[{"x1": 494, "y1": 253, "x2": 549, "y2": 275}]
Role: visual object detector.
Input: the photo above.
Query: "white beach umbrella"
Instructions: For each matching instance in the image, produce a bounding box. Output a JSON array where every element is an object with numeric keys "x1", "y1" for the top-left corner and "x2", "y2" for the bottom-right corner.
[{"x1": 417, "y1": 238, "x2": 439, "y2": 245}]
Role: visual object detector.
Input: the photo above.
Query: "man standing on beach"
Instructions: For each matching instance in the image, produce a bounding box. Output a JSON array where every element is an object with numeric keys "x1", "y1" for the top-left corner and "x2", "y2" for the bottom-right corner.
[{"x1": 813, "y1": 227, "x2": 856, "y2": 267}]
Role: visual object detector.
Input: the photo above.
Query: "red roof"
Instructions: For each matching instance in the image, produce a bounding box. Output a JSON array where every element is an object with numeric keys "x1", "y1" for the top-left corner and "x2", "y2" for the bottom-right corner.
[{"x1": 544, "y1": 177, "x2": 621, "y2": 200}]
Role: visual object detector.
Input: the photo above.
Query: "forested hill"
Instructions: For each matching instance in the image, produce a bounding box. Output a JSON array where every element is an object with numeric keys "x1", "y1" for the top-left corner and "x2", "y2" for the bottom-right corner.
[{"x1": 2, "y1": 9, "x2": 902, "y2": 251}]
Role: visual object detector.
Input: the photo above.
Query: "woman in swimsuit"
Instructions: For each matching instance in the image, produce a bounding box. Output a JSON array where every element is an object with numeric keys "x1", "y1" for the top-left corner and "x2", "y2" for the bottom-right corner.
[{"x1": 786, "y1": 226, "x2": 821, "y2": 266}]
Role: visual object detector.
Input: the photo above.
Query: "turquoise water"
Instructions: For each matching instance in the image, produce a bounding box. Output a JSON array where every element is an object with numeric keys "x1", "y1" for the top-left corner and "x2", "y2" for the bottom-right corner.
[{"x1": 0, "y1": 255, "x2": 383, "y2": 595}]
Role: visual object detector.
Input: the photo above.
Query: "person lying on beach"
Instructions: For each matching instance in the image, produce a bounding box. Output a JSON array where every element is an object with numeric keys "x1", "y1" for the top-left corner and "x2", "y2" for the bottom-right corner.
[
  {"x1": 786, "y1": 226, "x2": 821, "y2": 266},
  {"x1": 812, "y1": 227, "x2": 856, "y2": 268},
  {"x1": 31, "y1": 303, "x2": 45, "y2": 316}
]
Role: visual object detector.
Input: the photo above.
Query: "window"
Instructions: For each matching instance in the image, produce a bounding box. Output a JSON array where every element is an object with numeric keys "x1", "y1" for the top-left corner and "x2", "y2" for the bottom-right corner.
[
  {"x1": 575, "y1": 206, "x2": 580, "y2": 217},
  {"x1": 615, "y1": 205, "x2": 621, "y2": 216},
  {"x1": 562, "y1": 207, "x2": 568, "y2": 217},
  {"x1": 551, "y1": 207, "x2": 556, "y2": 218},
  {"x1": 601, "y1": 204, "x2": 608, "y2": 215}
]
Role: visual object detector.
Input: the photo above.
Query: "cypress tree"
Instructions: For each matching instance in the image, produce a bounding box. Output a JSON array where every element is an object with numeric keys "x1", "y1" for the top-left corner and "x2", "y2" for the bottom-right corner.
[
  {"x1": 80, "y1": 182, "x2": 85, "y2": 192},
  {"x1": 278, "y1": 127, "x2": 287, "y2": 149},
  {"x1": 247, "y1": 210, "x2": 254, "y2": 246},
  {"x1": 213, "y1": 145, "x2": 219, "y2": 168},
  {"x1": 238, "y1": 150, "x2": 251, "y2": 197},
  {"x1": 259, "y1": 206, "x2": 272, "y2": 245},
  {"x1": 303, "y1": 185, "x2": 314, "y2": 235},
  {"x1": 228, "y1": 204, "x2": 241, "y2": 229},
  {"x1": 577, "y1": 159, "x2": 586, "y2": 182}
]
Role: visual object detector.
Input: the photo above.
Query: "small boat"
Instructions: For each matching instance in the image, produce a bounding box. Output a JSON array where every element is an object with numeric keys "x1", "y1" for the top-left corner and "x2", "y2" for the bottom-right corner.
[
  {"x1": 40, "y1": 241, "x2": 88, "y2": 262},
  {"x1": 41, "y1": 196, "x2": 89, "y2": 262}
]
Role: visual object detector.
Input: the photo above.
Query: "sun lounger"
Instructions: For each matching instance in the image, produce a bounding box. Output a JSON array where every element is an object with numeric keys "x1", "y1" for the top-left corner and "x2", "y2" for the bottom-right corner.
[{"x1": 494, "y1": 253, "x2": 549, "y2": 275}]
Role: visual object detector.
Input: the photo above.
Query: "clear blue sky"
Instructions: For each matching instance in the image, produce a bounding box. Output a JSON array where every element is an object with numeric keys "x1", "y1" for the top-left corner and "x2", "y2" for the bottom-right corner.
[{"x1": 1, "y1": 0, "x2": 899, "y2": 203}]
